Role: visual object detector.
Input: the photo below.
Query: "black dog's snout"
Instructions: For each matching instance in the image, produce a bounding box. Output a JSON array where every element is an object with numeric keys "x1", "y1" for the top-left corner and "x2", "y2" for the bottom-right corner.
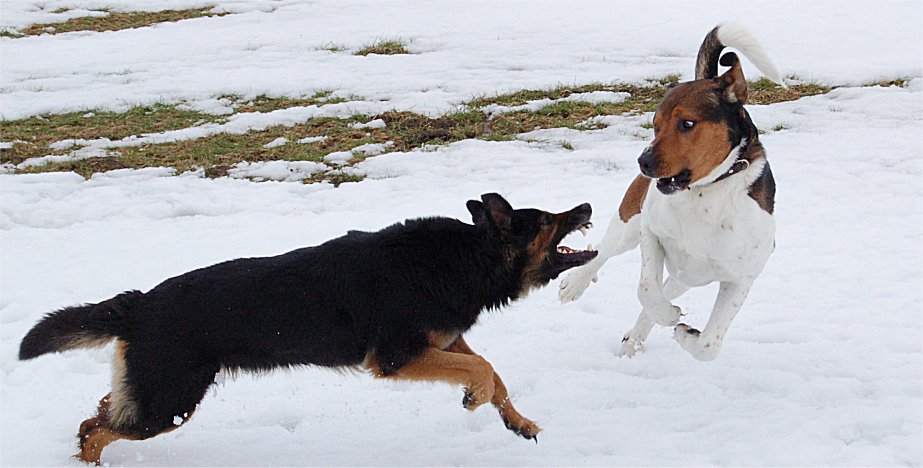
[
  {"x1": 638, "y1": 147, "x2": 659, "y2": 177},
  {"x1": 575, "y1": 203, "x2": 592, "y2": 214}
]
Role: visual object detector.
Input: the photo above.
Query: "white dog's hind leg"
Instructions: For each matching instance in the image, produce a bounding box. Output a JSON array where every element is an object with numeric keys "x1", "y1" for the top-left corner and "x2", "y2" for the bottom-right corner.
[
  {"x1": 559, "y1": 215, "x2": 640, "y2": 303},
  {"x1": 674, "y1": 280, "x2": 751, "y2": 361},
  {"x1": 618, "y1": 276, "x2": 688, "y2": 357}
]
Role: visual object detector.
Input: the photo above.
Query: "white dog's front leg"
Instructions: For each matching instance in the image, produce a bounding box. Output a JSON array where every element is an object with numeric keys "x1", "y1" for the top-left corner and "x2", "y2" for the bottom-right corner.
[
  {"x1": 674, "y1": 280, "x2": 752, "y2": 361},
  {"x1": 637, "y1": 230, "x2": 682, "y2": 326},
  {"x1": 618, "y1": 276, "x2": 689, "y2": 357},
  {"x1": 559, "y1": 214, "x2": 640, "y2": 303}
]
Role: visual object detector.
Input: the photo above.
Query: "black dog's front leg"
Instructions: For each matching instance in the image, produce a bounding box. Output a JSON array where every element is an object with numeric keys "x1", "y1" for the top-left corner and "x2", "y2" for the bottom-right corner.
[{"x1": 448, "y1": 337, "x2": 541, "y2": 442}]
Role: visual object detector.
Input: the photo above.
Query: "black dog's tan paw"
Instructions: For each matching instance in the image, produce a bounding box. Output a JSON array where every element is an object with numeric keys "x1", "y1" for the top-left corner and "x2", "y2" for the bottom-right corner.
[
  {"x1": 462, "y1": 376, "x2": 495, "y2": 411},
  {"x1": 502, "y1": 415, "x2": 542, "y2": 443},
  {"x1": 462, "y1": 388, "x2": 490, "y2": 411}
]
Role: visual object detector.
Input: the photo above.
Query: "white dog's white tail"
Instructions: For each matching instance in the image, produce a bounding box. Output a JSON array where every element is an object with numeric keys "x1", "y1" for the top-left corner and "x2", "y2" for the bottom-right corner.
[{"x1": 696, "y1": 22, "x2": 783, "y2": 85}]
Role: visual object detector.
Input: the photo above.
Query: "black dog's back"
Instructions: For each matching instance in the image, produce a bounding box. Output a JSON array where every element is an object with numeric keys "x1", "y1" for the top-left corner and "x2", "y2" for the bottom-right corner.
[{"x1": 34, "y1": 216, "x2": 516, "y2": 372}]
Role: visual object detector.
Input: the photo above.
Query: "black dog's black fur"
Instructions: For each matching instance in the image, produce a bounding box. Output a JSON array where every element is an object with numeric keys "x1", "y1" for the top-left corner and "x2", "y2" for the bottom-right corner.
[{"x1": 20, "y1": 193, "x2": 595, "y2": 459}]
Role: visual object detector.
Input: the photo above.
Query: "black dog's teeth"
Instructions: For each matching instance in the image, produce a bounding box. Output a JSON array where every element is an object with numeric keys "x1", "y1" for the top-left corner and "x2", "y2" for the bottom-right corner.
[{"x1": 577, "y1": 222, "x2": 592, "y2": 236}]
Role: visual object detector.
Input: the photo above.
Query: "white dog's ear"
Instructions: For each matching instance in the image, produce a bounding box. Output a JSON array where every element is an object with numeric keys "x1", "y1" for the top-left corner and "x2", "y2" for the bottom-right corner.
[{"x1": 717, "y1": 52, "x2": 748, "y2": 104}]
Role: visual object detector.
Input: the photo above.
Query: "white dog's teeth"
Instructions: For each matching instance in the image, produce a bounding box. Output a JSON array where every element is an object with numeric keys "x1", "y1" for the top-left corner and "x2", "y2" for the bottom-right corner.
[
  {"x1": 587, "y1": 223, "x2": 593, "y2": 229},
  {"x1": 587, "y1": 243, "x2": 593, "y2": 250},
  {"x1": 578, "y1": 226, "x2": 588, "y2": 236}
]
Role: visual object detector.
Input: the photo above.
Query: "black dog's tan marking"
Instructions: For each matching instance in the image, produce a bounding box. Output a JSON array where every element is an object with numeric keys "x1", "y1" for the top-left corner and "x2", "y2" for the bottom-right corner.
[
  {"x1": 446, "y1": 337, "x2": 541, "y2": 440},
  {"x1": 19, "y1": 193, "x2": 596, "y2": 465}
]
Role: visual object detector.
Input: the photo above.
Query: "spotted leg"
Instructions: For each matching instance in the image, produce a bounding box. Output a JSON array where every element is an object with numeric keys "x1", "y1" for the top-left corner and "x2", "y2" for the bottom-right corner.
[{"x1": 674, "y1": 280, "x2": 752, "y2": 361}]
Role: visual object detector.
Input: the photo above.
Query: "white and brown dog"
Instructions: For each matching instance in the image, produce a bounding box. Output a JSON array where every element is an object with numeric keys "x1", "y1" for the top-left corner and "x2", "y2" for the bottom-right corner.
[{"x1": 560, "y1": 23, "x2": 783, "y2": 361}]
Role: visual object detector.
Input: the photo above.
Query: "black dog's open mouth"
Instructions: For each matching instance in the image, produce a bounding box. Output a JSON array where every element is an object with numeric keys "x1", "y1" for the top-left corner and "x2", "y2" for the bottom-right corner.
[
  {"x1": 656, "y1": 169, "x2": 692, "y2": 195},
  {"x1": 553, "y1": 220, "x2": 598, "y2": 268}
]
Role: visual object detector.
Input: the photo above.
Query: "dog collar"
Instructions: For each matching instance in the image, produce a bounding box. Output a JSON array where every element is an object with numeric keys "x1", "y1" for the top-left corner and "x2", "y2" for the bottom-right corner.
[{"x1": 711, "y1": 158, "x2": 750, "y2": 184}]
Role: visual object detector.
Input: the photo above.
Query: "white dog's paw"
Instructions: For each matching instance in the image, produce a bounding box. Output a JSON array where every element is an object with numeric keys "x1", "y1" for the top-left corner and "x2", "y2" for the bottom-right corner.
[
  {"x1": 673, "y1": 324, "x2": 720, "y2": 361},
  {"x1": 616, "y1": 336, "x2": 644, "y2": 358},
  {"x1": 558, "y1": 268, "x2": 597, "y2": 303},
  {"x1": 643, "y1": 303, "x2": 682, "y2": 327}
]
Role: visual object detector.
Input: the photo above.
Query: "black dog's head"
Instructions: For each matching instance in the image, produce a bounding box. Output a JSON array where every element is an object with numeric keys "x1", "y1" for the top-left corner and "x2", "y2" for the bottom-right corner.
[{"x1": 467, "y1": 193, "x2": 597, "y2": 291}]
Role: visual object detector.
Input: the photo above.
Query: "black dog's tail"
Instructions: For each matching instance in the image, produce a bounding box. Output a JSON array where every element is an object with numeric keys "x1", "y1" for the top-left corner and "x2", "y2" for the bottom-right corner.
[
  {"x1": 19, "y1": 290, "x2": 142, "y2": 360},
  {"x1": 695, "y1": 23, "x2": 783, "y2": 83}
]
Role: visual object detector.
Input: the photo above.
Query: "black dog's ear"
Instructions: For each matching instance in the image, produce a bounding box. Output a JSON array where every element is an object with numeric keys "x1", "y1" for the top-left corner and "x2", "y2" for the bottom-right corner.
[
  {"x1": 480, "y1": 193, "x2": 513, "y2": 234},
  {"x1": 466, "y1": 200, "x2": 486, "y2": 225}
]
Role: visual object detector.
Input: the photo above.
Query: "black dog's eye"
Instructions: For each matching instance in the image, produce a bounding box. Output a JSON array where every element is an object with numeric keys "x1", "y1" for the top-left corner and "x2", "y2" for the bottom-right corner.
[{"x1": 680, "y1": 120, "x2": 696, "y2": 130}]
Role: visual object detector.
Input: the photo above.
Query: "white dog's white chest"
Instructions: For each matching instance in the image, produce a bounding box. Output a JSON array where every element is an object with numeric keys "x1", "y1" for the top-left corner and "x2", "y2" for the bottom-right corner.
[{"x1": 643, "y1": 177, "x2": 775, "y2": 287}]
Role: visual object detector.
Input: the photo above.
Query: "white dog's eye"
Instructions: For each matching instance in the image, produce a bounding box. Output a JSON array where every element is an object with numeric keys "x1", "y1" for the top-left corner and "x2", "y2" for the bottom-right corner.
[{"x1": 682, "y1": 120, "x2": 696, "y2": 129}]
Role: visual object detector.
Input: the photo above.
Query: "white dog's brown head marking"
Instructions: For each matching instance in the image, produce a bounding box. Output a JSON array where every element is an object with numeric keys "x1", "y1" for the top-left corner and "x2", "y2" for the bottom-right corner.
[{"x1": 638, "y1": 53, "x2": 753, "y2": 195}]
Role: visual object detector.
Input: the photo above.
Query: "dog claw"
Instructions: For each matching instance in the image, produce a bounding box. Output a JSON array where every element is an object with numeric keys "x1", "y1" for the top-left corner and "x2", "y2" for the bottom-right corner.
[
  {"x1": 462, "y1": 391, "x2": 473, "y2": 408},
  {"x1": 502, "y1": 415, "x2": 541, "y2": 442}
]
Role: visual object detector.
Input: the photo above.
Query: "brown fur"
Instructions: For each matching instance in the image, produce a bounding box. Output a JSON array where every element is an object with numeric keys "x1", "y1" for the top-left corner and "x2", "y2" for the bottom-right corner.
[
  {"x1": 368, "y1": 347, "x2": 496, "y2": 410},
  {"x1": 427, "y1": 330, "x2": 462, "y2": 350},
  {"x1": 76, "y1": 389, "x2": 195, "y2": 465},
  {"x1": 365, "y1": 335, "x2": 541, "y2": 439},
  {"x1": 619, "y1": 175, "x2": 651, "y2": 222},
  {"x1": 447, "y1": 337, "x2": 541, "y2": 439},
  {"x1": 650, "y1": 85, "x2": 735, "y2": 185},
  {"x1": 521, "y1": 213, "x2": 569, "y2": 292},
  {"x1": 76, "y1": 394, "x2": 138, "y2": 465}
]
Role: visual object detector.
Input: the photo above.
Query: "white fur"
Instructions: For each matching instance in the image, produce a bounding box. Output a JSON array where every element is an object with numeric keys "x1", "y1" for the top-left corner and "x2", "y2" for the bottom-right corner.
[
  {"x1": 560, "y1": 159, "x2": 774, "y2": 361},
  {"x1": 716, "y1": 22, "x2": 784, "y2": 85}
]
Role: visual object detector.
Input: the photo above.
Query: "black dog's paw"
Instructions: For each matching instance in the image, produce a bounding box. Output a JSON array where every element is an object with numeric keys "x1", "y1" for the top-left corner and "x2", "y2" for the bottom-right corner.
[
  {"x1": 502, "y1": 415, "x2": 541, "y2": 443},
  {"x1": 461, "y1": 385, "x2": 493, "y2": 410},
  {"x1": 462, "y1": 390, "x2": 474, "y2": 408}
]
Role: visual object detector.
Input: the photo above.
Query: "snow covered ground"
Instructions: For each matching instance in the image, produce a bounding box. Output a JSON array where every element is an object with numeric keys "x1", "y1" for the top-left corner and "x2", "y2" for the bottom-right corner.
[{"x1": 1, "y1": 1, "x2": 922, "y2": 466}]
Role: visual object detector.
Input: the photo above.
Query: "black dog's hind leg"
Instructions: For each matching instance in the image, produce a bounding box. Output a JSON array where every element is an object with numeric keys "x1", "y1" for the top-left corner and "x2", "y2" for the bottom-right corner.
[
  {"x1": 77, "y1": 341, "x2": 218, "y2": 465},
  {"x1": 447, "y1": 336, "x2": 541, "y2": 442}
]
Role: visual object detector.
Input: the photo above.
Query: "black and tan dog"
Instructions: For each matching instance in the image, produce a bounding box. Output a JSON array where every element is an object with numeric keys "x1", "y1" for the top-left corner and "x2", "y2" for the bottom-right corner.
[
  {"x1": 560, "y1": 24, "x2": 782, "y2": 361},
  {"x1": 19, "y1": 193, "x2": 596, "y2": 465}
]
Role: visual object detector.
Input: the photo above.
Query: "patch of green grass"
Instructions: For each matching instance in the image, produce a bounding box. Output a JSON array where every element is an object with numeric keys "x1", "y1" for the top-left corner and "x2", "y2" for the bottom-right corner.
[
  {"x1": 354, "y1": 38, "x2": 411, "y2": 56},
  {"x1": 747, "y1": 78, "x2": 832, "y2": 105},
  {"x1": 17, "y1": 8, "x2": 225, "y2": 36},
  {"x1": 234, "y1": 91, "x2": 347, "y2": 113},
  {"x1": 5, "y1": 77, "x2": 839, "y2": 183},
  {"x1": 0, "y1": 29, "x2": 24, "y2": 38},
  {"x1": 308, "y1": 171, "x2": 366, "y2": 186},
  {"x1": 15, "y1": 115, "x2": 386, "y2": 179},
  {"x1": 771, "y1": 123, "x2": 789, "y2": 132},
  {"x1": 640, "y1": 121, "x2": 654, "y2": 129},
  {"x1": 864, "y1": 78, "x2": 909, "y2": 88},
  {"x1": 0, "y1": 104, "x2": 225, "y2": 165},
  {"x1": 645, "y1": 74, "x2": 682, "y2": 86},
  {"x1": 376, "y1": 110, "x2": 486, "y2": 148}
]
